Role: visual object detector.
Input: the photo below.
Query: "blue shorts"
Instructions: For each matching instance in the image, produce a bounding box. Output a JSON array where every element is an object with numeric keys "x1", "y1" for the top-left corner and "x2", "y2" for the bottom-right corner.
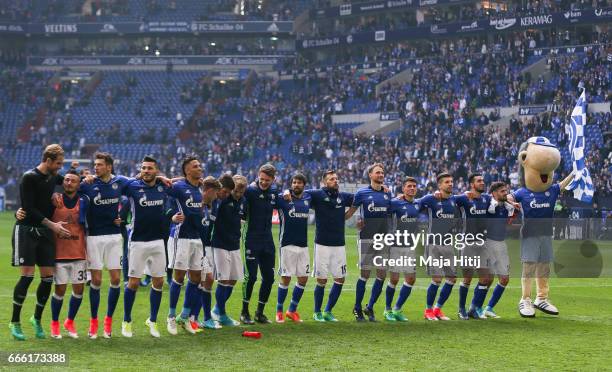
[{"x1": 520, "y1": 236, "x2": 553, "y2": 263}]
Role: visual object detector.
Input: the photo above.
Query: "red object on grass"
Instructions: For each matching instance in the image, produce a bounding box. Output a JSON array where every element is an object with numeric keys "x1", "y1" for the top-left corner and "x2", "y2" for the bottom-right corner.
[{"x1": 242, "y1": 331, "x2": 262, "y2": 339}]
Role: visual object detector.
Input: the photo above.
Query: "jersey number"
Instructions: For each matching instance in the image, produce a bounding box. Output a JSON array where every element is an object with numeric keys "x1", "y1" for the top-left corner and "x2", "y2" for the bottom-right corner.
[{"x1": 76, "y1": 270, "x2": 86, "y2": 281}]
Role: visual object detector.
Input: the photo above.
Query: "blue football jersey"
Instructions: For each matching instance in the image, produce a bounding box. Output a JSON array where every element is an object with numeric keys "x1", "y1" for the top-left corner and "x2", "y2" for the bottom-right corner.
[
  {"x1": 276, "y1": 192, "x2": 311, "y2": 248},
  {"x1": 389, "y1": 197, "x2": 420, "y2": 234},
  {"x1": 454, "y1": 193, "x2": 491, "y2": 235},
  {"x1": 168, "y1": 179, "x2": 204, "y2": 240},
  {"x1": 486, "y1": 201, "x2": 511, "y2": 241},
  {"x1": 211, "y1": 195, "x2": 246, "y2": 251},
  {"x1": 306, "y1": 188, "x2": 353, "y2": 247},
  {"x1": 352, "y1": 185, "x2": 393, "y2": 239},
  {"x1": 419, "y1": 194, "x2": 459, "y2": 235},
  {"x1": 200, "y1": 204, "x2": 214, "y2": 247},
  {"x1": 512, "y1": 184, "x2": 560, "y2": 237},
  {"x1": 124, "y1": 180, "x2": 169, "y2": 242},
  {"x1": 79, "y1": 175, "x2": 131, "y2": 236}
]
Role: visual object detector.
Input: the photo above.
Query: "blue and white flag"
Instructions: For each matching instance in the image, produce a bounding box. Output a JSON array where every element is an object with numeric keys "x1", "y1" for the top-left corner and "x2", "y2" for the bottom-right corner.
[{"x1": 565, "y1": 90, "x2": 594, "y2": 203}]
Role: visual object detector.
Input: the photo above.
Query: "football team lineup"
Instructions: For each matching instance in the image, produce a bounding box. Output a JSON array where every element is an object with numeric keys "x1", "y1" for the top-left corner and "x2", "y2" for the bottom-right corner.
[{"x1": 7, "y1": 140, "x2": 606, "y2": 340}]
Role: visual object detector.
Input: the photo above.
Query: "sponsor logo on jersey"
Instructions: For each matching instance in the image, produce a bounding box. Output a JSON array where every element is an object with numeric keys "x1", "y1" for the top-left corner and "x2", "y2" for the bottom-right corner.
[
  {"x1": 367, "y1": 201, "x2": 387, "y2": 213},
  {"x1": 139, "y1": 195, "x2": 164, "y2": 207},
  {"x1": 93, "y1": 193, "x2": 120, "y2": 206},
  {"x1": 288, "y1": 207, "x2": 309, "y2": 219},
  {"x1": 469, "y1": 206, "x2": 487, "y2": 215},
  {"x1": 185, "y1": 196, "x2": 203, "y2": 208},
  {"x1": 530, "y1": 200, "x2": 551, "y2": 208},
  {"x1": 435, "y1": 209, "x2": 454, "y2": 218}
]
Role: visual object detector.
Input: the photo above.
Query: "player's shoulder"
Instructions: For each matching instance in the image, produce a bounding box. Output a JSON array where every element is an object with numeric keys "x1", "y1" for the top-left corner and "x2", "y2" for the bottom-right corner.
[{"x1": 22, "y1": 168, "x2": 39, "y2": 179}]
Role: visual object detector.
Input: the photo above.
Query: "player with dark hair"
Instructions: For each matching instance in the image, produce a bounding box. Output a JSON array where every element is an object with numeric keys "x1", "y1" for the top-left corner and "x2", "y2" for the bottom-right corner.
[
  {"x1": 454, "y1": 173, "x2": 492, "y2": 320},
  {"x1": 274, "y1": 173, "x2": 311, "y2": 323},
  {"x1": 482, "y1": 182, "x2": 514, "y2": 318},
  {"x1": 79, "y1": 151, "x2": 133, "y2": 339},
  {"x1": 284, "y1": 170, "x2": 353, "y2": 322},
  {"x1": 419, "y1": 173, "x2": 460, "y2": 321},
  {"x1": 121, "y1": 156, "x2": 172, "y2": 338},
  {"x1": 385, "y1": 176, "x2": 420, "y2": 321},
  {"x1": 241, "y1": 163, "x2": 278, "y2": 324},
  {"x1": 165, "y1": 155, "x2": 207, "y2": 335},
  {"x1": 10, "y1": 144, "x2": 68, "y2": 340}
]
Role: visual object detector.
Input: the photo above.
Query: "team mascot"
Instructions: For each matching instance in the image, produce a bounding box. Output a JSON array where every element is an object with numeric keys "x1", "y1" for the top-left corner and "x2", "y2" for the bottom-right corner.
[{"x1": 509, "y1": 137, "x2": 573, "y2": 318}]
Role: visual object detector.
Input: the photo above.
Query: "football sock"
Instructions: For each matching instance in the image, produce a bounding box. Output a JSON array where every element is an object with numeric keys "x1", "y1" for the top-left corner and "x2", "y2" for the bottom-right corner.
[
  {"x1": 276, "y1": 284, "x2": 288, "y2": 312},
  {"x1": 435, "y1": 281, "x2": 454, "y2": 308},
  {"x1": 354, "y1": 277, "x2": 366, "y2": 310},
  {"x1": 367, "y1": 278, "x2": 383, "y2": 309},
  {"x1": 168, "y1": 279, "x2": 182, "y2": 317},
  {"x1": 394, "y1": 282, "x2": 412, "y2": 311},
  {"x1": 288, "y1": 283, "x2": 305, "y2": 313},
  {"x1": 385, "y1": 284, "x2": 396, "y2": 311},
  {"x1": 89, "y1": 284, "x2": 100, "y2": 319},
  {"x1": 123, "y1": 287, "x2": 136, "y2": 322},
  {"x1": 202, "y1": 287, "x2": 212, "y2": 321},
  {"x1": 67, "y1": 293, "x2": 83, "y2": 320},
  {"x1": 11, "y1": 275, "x2": 34, "y2": 323},
  {"x1": 314, "y1": 283, "x2": 325, "y2": 313},
  {"x1": 426, "y1": 281, "x2": 439, "y2": 309},
  {"x1": 324, "y1": 281, "x2": 343, "y2": 312},
  {"x1": 107, "y1": 284, "x2": 121, "y2": 318},
  {"x1": 487, "y1": 283, "x2": 506, "y2": 309},
  {"x1": 150, "y1": 286, "x2": 162, "y2": 322},
  {"x1": 458, "y1": 282, "x2": 469, "y2": 310},
  {"x1": 51, "y1": 294, "x2": 63, "y2": 322},
  {"x1": 34, "y1": 276, "x2": 53, "y2": 320}
]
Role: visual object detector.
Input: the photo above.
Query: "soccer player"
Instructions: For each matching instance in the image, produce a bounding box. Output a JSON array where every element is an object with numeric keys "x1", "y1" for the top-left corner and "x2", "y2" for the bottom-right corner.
[
  {"x1": 241, "y1": 164, "x2": 278, "y2": 324},
  {"x1": 166, "y1": 156, "x2": 206, "y2": 335},
  {"x1": 482, "y1": 182, "x2": 514, "y2": 318},
  {"x1": 274, "y1": 173, "x2": 311, "y2": 323},
  {"x1": 345, "y1": 163, "x2": 393, "y2": 322},
  {"x1": 121, "y1": 156, "x2": 172, "y2": 338},
  {"x1": 15, "y1": 168, "x2": 88, "y2": 339},
  {"x1": 79, "y1": 152, "x2": 132, "y2": 339},
  {"x1": 187, "y1": 176, "x2": 222, "y2": 330},
  {"x1": 210, "y1": 174, "x2": 246, "y2": 326},
  {"x1": 454, "y1": 174, "x2": 492, "y2": 320},
  {"x1": 10, "y1": 144, "x2": 70, "y2": 341},
  {"x1": 385, "y1": 176, "x2": 420, "y2": 322},
  {"x1": 285, "y1": 170, "x2": 353, "y2": 322},
  {"x1": 419, "y1": 173, "x2": 460, "y2": 321}
]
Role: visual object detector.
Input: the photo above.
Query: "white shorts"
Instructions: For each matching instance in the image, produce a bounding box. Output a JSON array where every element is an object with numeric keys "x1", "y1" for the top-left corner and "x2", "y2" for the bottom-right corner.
[
  {"x1": 128, "y1": 239, "x2": 167, "y2": 279},
  {"x1": 425, "y1": 245, "x2": 457, "y2": 277},
  {"x1": 87, "y1": 234, "x2": 123, "y2": 270},
  {"x1": 486, "y1": 239, "x2": 510, "y2": 276},
  {"x1": 460, "y1": 243, "x2": 489, "y2": 270},
  {"x1": 202, "y1": 246, "x2": 213, "y2": 276},
  {"x1": 279, "y1": 245, "x2": 310, "y2": 277},
  {"x1": 358, "y1": 239, "x2": 390, "y2": 271},
  {"x1": 55, "y1": 260, "x2": 88, "y2": 285},
  {"x1": 167, "y1": 238, "x2": 204, "y2": 271},
  {"x1": 213, "y1": 248, "x2": 243, "y2": 281},
  {"x1": 389, "y1": 247, "x2": 417, "y2": 274},
  {"x1": 313, "y1": 244, "x2": 347, "y2": 279}
]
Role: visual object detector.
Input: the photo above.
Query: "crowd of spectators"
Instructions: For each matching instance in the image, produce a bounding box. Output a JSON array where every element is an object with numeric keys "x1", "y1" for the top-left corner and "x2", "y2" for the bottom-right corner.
[{"x1": 309, "y1": 0, "x2": 612, "y2": 38}]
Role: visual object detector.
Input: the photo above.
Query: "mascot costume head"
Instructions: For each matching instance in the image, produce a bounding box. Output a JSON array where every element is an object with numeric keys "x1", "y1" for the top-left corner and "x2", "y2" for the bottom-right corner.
[
  {"x1": 516, "y1": 136, "x2": 562, "y2": 317},
  {"x1": 518, "y1": 137, "x2": 560, "y2": 191}
]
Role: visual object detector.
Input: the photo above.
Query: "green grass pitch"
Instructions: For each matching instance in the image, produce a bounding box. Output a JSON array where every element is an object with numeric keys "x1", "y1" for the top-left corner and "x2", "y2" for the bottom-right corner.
[{"x1": 0, "y1": 211, "x2": 611, "y2": 370}]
